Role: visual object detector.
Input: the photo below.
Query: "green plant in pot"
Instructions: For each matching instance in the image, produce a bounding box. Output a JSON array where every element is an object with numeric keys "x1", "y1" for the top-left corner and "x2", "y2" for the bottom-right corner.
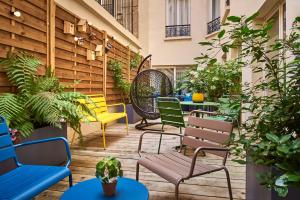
[
  {"x1": 196, "y1": 13, "x2": 300, "y2": 198},
  {"x1": 96, "y1": 156, "x2": 123, "y2": 196},
  {"x1": 0, "y1": 52, "x2": 93, "y2": 140}
]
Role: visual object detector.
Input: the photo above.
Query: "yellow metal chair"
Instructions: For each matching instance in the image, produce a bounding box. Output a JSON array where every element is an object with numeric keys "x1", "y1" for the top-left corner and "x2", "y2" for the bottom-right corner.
[{"x1": 78, "y1": 94, "x2": 128, "y2": 149}]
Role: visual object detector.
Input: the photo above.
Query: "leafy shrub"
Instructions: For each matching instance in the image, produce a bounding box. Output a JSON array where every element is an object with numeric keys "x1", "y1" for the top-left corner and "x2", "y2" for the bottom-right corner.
[
  {"x1": 197, "y1": 13, "x2": 300, "y2": 197},
  {"x1": 0, "y1": 52, "x2": 93, "y2": 138}
]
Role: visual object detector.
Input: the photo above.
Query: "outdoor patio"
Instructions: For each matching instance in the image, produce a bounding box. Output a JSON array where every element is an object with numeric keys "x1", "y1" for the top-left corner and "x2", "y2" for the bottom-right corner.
[{"x1": 36, "y1": 122, "x2": 245, "y2": 200}]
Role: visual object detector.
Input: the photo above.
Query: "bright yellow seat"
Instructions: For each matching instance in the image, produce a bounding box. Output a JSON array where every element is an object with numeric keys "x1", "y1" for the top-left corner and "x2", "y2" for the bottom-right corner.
[{"x1": 77, "y1": 94, "x2": 128, "y2": 149}]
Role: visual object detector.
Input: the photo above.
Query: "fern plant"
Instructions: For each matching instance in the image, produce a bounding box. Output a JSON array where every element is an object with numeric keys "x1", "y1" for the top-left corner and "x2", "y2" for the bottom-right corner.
[{"x1": 0, "y1": 52, "x2": 93, "y2": 138}]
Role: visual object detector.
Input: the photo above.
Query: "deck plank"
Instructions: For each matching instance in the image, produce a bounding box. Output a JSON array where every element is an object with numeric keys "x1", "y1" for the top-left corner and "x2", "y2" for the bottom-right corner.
[{"x1": 37, "y1": 122, "x2": 245, "y2": 200}]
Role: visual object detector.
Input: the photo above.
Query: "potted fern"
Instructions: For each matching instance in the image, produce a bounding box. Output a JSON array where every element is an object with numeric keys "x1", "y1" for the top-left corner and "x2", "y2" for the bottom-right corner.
[
  {"x1": 96, "y1": 156, "x2": 123, "y2": 196},
  {"x1": 0, "y1": 52, "x2": 92, "y2": 168}
]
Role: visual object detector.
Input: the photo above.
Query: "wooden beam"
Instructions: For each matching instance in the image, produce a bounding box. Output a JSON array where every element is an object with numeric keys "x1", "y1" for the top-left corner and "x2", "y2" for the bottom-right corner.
[
  {"x1": 103, "y1": 31, "x2": 107, "y2": 97},
  {"x1": 47, "y1": 0, "x2": 56, "y2": 72},
  {"x1": 127, "y1": 46, "x2": 131, "y2": 82}
]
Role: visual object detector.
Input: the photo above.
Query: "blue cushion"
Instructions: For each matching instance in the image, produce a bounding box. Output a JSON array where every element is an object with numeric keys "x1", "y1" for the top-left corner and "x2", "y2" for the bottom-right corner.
[{"x1": 0, "y1": 165, "x2": 70, "y2": 200}]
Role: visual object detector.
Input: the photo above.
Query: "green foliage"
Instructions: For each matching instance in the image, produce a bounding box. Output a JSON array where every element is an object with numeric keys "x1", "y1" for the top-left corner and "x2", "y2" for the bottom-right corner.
[
  {"x1": 130, "y1": 53, "x2": 141, "y2": 70},
  {"x1": 177, "y1": 61, "x2": 241, "y2": 100},
  {"x1": 0, "y1": 52, "x2": 93, "y2": 138},
  {"x1": 197, "y1": 13, "x2": 300, "y2": 197},
  {"x1": 95, "y1": 156, "x2": 123, "y2": 183},
  {"x1": 108, "y1": 60, "x2": 131, "y2": 102}
]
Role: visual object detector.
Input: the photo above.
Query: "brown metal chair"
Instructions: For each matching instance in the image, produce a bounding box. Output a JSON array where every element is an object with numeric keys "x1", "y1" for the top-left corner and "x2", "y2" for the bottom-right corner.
[{"x1": 136, "y1": 116, "x2": 233, "y2": 200}]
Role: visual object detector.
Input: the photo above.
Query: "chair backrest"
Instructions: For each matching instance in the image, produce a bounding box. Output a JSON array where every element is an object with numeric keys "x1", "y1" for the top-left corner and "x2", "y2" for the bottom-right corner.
[
  {"x1": 0, "y1": 116, "x2": 17, "y2": 163},
  {"x1": 157, "y1": 97, "x2": 185, "y2": 128},
  {"x1": 78, "y1": 94, "x2": 108, "y2": 114},
  {"x1": 182, "y1": 116, "x2": 233, "y2": 157}
]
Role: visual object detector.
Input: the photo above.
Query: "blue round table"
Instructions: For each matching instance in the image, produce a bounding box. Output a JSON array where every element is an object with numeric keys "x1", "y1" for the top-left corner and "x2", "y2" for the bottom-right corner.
[{"x1": 60, "y1": 177, "x2": 149, "y2": 200}]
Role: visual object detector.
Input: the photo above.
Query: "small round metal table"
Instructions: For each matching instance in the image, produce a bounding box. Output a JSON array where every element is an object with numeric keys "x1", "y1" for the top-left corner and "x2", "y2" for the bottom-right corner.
[{"x1": 60, "y1": 177, "x2": 149, "y2": 200}]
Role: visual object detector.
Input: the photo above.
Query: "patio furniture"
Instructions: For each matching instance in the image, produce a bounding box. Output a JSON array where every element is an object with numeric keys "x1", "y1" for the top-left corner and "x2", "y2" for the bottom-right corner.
[
  {"x1": 61, "y1": 177, "x2": 149, "y2": 200},
  {"x1": 190, "y1": 97, "x2": 241, "y2": 132},
  {"x1": 136, "y1": 116, "x2": 233, "y2": 200},
  {"x1": 157, "y1": 97, "x2": 185, "y2": 152},
  {"x1": 180, "y1": 101, "x2": 220, "y2": 112},
  {"x1": 77, "y1": 94, "x2": 128, "y2": 149},
  {"x1": 130, "y1": 55, "x2": 173, "y2": 131},
  {"x1": 0, "y1": 116, "x2": 72, "y2": 200}
]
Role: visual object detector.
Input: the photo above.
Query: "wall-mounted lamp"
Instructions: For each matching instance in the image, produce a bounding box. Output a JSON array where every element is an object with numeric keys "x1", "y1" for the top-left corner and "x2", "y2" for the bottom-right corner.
[
  {"x1": 74, "y1": 36, "x2": 84, "y2": 46},
  {"x1": 105, "y1": 42, "x2": 113, "y2": 53},
  {"x1": 11, "y1": 10, "x2": 21, "y2": 17}
]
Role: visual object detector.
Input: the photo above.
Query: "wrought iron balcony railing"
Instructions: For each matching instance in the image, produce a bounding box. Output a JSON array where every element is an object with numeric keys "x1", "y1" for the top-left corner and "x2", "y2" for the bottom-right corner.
[
  {"x1": 95, "y1": 0, "x2": 138, "y2": 37},
  {"x1": 165, "y1": 24, "x2": 191, "y2": 38},
  {"x1": 207, "y1": 17, "x2": 220, "y2": 34}
]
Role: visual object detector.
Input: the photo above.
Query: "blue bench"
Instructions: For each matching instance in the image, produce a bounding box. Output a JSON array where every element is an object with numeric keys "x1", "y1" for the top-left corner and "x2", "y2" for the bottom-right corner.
[{"x1": 0, "y1": 116, "x2": 72, "y2": 200}]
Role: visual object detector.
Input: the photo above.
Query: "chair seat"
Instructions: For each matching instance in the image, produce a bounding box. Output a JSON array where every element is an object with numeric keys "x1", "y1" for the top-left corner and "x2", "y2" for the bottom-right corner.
[
  {"x1": 138, "y1": 151, "x2": 220, "y2": 184},
  {"x1": 0, "y1": 165, "x2": 71, "y2": 200},
  {"x1": 86, "y1": 112, "x2": 127, "y2": 124}
]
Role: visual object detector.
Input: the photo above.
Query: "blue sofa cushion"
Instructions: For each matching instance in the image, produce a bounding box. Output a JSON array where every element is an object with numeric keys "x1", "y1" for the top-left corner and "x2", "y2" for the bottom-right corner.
[{"x1": 0, "y1": 165, "x2": 70, "y2": 200}]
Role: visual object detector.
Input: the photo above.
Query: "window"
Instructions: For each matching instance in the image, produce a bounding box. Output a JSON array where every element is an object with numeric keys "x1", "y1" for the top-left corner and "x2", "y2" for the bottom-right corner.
[
  {"x1": 207, "y1": 0, "x2": 220, "y2": 34},
  {"x1": 165, "y1": 0, "x2": 191, "y2": 37},
  {"x1": 97, "y1": 0, "x2": 138, "y2": 36}
]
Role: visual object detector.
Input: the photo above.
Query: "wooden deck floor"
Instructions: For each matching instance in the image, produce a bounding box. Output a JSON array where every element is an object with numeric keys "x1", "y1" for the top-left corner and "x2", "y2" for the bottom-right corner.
[{"x1": 36, "y1": 122, "x2": 245, "y2": 200}]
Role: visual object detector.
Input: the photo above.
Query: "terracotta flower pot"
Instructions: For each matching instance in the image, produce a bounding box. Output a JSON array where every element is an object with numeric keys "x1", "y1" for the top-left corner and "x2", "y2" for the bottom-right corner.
[
  {"x1": 192, "y1": 92, "x2": 204, "y2": 103},
  {"x1": 102, "y1": 180, "x2": 117, "y2": 196}
]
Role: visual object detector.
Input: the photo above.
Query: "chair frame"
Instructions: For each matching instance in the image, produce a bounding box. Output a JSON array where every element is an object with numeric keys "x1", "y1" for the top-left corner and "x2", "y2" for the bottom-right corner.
[
  {"x1": 136, "y1": 118, "x2": 233, "y2": 200},
  {"x1": 14, "y1": 137, "x2": 73, "y2": 187}
]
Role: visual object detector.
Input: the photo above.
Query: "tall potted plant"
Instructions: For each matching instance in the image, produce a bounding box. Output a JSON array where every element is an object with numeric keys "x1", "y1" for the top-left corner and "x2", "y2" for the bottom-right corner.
[
  {"x1": 0, "y1": 52, "x2": 93, "y2": 169},
  {"x1": 196, "y1": 14, "x2": 300, "y2": 199}
]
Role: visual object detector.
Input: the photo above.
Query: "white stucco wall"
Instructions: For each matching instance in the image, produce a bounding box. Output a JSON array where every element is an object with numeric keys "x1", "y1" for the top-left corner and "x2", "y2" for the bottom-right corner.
[
  {"x1": 55, "y1": 0, "x2": 142, "y2": 52},
  {"x1": 145, "y1": 0, "x2": 210, "y2": 67}
]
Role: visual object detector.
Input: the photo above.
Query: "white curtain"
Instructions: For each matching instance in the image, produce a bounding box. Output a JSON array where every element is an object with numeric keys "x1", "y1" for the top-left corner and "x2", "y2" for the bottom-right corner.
[{"x1": 166, "y1": 0, "x2": 190, "y2": 26}]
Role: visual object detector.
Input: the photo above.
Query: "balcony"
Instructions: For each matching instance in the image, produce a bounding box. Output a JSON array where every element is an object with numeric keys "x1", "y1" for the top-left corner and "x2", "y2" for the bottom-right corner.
[
  {"x1": 96, "y1": 0, "x2": 138, "y2": 37},
  {"x1": 207, "y1": 17, "x2": 220, "y2": 35},
  {"x1": 165, "y1": 24, "x2": 191, "y2": 38}
]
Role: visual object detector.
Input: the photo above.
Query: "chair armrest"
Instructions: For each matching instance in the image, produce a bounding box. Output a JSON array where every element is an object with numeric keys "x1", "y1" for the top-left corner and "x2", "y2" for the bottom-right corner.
[
  {"x1": 107, "y1": 103, "x2": 126, "y2": 113},
  {"x1": 138, "y1": 131, "x2": 182, "y2": 157},
  {"x1": 188, "y1": 146, "x2": 229, "y2": 177},
  {"x1": 14, "y1": 137, "x2": 72, "y2": 167}
]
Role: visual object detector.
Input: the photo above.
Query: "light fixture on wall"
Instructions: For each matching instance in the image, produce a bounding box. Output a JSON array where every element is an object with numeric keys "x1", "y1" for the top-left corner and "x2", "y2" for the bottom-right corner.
[
  {"x1": 105, "y1": 42, "x2": 113, "y2": 53},
  {"x1": 74, "y1": 36, "x2": 84, "y2": 46},
  {"x1": 11, "y1": 10, "x2": 21, "y2": 17}
]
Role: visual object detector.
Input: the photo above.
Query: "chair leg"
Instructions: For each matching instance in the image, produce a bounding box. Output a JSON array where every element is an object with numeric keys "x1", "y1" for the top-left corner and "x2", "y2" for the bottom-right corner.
[
  {"x1": 224, "y1": 167, "x2": 233, "y2": 200},
  {"x1": 158, "y1": 132, "x2": 163, "y2": 154},
  {"x1": 125, "y1": 116, "x2": 129, "y2": 135},
  {"x1": 69, "y1": 174, "x2": 73, "y2": 187},
  {"x1": 136, "y1": 162, "x2": 140, "y2": 181},
  {"x1": 175, "y1": 183, "x2": 180, "y2": 200},
  {"x1": 102, "y1": 123, "x2": 106, "y2": 149}
]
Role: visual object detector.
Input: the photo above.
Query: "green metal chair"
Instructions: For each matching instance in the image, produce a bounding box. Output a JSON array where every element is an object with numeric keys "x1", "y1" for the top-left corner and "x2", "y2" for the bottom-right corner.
[
  {"x1": 157, "y1": 97, "x2": 185, "y2": 153},
  {"x1": 190, "y1": 97, "x2": 241, "y2": 132}
]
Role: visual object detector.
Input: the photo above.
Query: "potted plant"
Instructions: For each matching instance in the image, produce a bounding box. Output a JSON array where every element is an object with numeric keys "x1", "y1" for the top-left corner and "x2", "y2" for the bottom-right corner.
[
  {"x1": 0, "y1": 52, "x2": 92, "y2": 169},
  {"x1": 96, "y1": 156, "x2": 123, "y2": 196},
  {"x1": 108, "y1": 59, "x2": 141, "y2": 124},
  {"x1": 196, "y1": 13, "x2": 300, "y2": 199}
]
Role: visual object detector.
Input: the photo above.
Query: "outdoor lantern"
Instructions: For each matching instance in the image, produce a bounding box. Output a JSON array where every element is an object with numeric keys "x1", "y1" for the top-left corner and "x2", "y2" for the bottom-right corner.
[{"x1": 11, "y1": 10, "x2": 21, "y2": 17}]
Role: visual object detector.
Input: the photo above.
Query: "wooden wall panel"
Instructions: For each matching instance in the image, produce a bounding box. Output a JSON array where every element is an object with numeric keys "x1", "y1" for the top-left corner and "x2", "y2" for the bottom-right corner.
[
  {"x1": 0, "y1": 0, "x2": 142, "y2": 103},
  {"x1": 0, "y1": 0, "x2": 47, "y2": 92}
]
